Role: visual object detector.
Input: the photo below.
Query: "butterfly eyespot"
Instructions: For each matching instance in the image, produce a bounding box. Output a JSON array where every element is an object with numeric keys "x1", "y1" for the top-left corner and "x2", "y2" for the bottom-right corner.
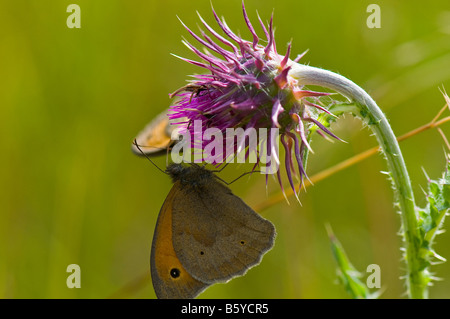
[
  {"x1": 200, "y1": 251, "x2": 205, "y2": 255},
  {"x1": 240, "y1": 240, "x2": 246, "y2": 245},
  {"x1": 170, "y1": 268, "x2": 181, "y2": 279}
]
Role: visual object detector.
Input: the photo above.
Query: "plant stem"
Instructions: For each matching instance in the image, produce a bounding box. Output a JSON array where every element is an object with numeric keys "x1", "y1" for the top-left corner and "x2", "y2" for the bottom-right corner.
[{"x1": 290, "y1": 64, "x2": 426, "y2": 299}]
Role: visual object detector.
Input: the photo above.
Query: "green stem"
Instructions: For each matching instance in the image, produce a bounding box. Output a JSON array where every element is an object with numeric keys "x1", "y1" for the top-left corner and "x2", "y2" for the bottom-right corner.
[{"x1": 290, "y1": 64, "x2": 426, "y2": 299}]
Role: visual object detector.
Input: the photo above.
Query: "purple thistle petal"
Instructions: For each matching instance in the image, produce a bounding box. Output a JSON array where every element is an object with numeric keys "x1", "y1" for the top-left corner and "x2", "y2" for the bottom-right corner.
[
  {"x1": 264, "y1": 13, "x2": 274, "y2": 56},
  {"x1": 171, "y1": 53, "x2": 226, "y2": 75},
  {"x1": 270, "y1": 13, "x2": 277, "y2": 55},
  {"x1": 315, "y1": 129, "x2": 330, "y2": 140},
  {"x1": 303, "y1": 100, "x2": 337, "y2": 118},
  {"x1": 242, "y1": 1, "x2": 259, "y2": 50},
  {"x1": 207, "y1": 80, "x2": 228, "y2": 88},
  {"x1": 276, "y1": 167, "x2": 290, "y2": 204},
  {"x1": 298, "y1": 141, "x2": 311, "y2": 187},
  {"x1": 185, "y1": 44, "x2": 230, "y2": 73},
  {"x1": 191, "y1": 75, "x2": 228, "y2": 88},
  {"x1": 200, "y1": 31, "x2": 240, "y2": 66},
  {"x1": 271, "y1": 99, "x2": 284, "y2": 128},
  {"x1": 214, "y1": 72, "x2": 243, "y2": 84},
  {"x1": 291, "y1": 112, "x2": 313, "y2": 153},
  {"x1": 293, "y1": 89, "x2": 332, "y2": 99},
  {"x1": 270, "y1": 126, "x2": 280, "y2": 166},
  {"x1": 286, "y1": 131, "x2": 308, "y2": 191},
  {"x1": 281, "y1": 134, "x2": 299, "y2": 201},
  {"x1": 239, "y1": 45, "x2": 265, "y2": 71},
  {"x1": 185, "y1": 65, "x2": 240, "y2": 83},
  {"x1": 304, "y1": 116, "x2": 343, "y2": 141},
  {"x1": 178, "y1": 17, "x2": 240, "y2": 68},
  {"x1": 293, "y1": 49, "x2": 309, "y2": 63},
  {"x1": 264, "y1": 127, "x2": 280, "y2": 178},
  {"x1": 256, "y1": 11, "x2": 269, "y2": 41},
  {"x1": 182, "y1": 40, "x2": 229, "y2": 72},
  {"x1": 280, "y1": 41, "x2": 292, "y2": 69},
  {"x1": 284, "y1": 133, "x2": 297, "y2": 178},
  {"x1": 274, "y1": 65, "x2": 291, "y2": 89},
  {"x1": 231, "y1": 101, "x2": 255, "y2": 111},
  {"x1": 230, "y1": 71, "x2": 259, "y2": 86},
  {"x1": 197, "y1": 11, "x2": 239, "y2": 56},
  {"x1": 221, "y1": 19, "x2": 250, "y2": 57},
  {"x1": 178, "y1": 17, "x2": 221, "y2": 55},
  {"x1": 211, "y1": 5, "x2": 242, "y2": 45}
]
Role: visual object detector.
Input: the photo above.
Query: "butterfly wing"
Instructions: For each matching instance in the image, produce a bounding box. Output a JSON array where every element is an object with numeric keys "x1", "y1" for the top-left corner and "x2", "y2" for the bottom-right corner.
[
  {"x1": 172, "y1": 179, "x2": 276, "y2": 284},
  {"x1": 132, "y1": 109, "x2": 184, "y2": 156},
  {"x1": 150, "y1": 182, "x2": 210, "y2": 299}
]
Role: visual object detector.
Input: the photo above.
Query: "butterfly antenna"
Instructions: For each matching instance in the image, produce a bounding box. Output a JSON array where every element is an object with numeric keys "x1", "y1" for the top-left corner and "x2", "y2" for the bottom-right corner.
[
  {"x1": 210, "y1": 161, "x2": 230, "y2": 173},
  {"x1": 229, "y1": 169, "x2": 260, "y2": 184},
  {"x1": 210, "y1": 153, "x2": 237, "y2": 173},
  {"x1": 133, "y1": 139, "x2": 168, "y2": 175},
  {"x1": 217, "y1": 167, "x2": 260, "y2": 185}
]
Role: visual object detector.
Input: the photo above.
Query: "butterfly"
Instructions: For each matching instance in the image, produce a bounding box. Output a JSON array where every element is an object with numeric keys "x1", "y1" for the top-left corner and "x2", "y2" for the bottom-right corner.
[{"x1": 150, "y1": 162, "x2": 276, "y2": 298}]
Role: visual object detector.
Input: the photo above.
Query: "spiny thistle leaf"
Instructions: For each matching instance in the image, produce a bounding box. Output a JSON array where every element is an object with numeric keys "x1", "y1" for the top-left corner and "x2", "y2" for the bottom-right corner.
[
  {"x1": 416, "y1": 156, "x2": 450, "y2": 287},
  {"x1": 326, "y1": 224, "x2": 380, "y2": 299}
]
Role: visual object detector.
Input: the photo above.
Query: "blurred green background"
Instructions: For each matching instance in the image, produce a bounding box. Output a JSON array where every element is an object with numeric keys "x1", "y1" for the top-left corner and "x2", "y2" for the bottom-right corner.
[{"x1": 1, "y1": 0, "x2": 450, "y2": 299}]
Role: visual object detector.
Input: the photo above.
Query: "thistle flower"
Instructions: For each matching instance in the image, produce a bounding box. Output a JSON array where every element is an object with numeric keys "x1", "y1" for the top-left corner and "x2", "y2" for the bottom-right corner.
[
  {"x1": 169, "y1": 2, "x2": 341, "y2": 198},
  {"x1": 167, "y1": 2, "x2": 428, "y2": 299}
]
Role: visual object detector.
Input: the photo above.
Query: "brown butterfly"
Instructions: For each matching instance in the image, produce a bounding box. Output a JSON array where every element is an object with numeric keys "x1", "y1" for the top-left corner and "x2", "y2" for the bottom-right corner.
[
  {"x1": 149, "y1": 163, "x2": 276, "y2": 298},
  {"x1": 132, "y1": 106, "x2": 276, "y2": 299}
]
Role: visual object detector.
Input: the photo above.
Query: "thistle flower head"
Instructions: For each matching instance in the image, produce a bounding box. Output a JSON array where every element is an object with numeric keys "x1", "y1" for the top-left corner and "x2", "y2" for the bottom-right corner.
[{"x1": 169, "y1": 2, "x2": 340, "y2": 198}]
